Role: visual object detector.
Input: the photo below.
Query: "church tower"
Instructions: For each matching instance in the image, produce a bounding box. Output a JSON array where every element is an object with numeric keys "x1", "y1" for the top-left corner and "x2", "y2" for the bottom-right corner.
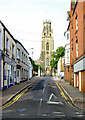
[{"x1": 41, "y1": 20, "x2": 54, "y2": 75}]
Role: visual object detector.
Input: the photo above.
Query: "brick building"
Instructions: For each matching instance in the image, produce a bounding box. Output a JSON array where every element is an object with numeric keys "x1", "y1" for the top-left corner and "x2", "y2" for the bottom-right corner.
[{"x1": 66, "y1": 0, "x2": 85, "y2": 93}]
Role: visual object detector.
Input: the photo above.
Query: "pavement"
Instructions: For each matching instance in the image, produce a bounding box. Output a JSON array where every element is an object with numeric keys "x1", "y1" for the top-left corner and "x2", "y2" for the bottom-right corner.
[
  {"x1": 0, "y1": 76, "x2": 40, "y2": 106},
  {"x1": 53, "y1": 76, "x2": 85, "y2": 111}
]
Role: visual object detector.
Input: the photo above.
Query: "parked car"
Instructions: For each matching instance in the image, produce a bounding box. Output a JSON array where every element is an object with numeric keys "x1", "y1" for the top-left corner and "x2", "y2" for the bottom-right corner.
[{"x1": 59, "y1": 71, "x2": 64, "y2": 79}]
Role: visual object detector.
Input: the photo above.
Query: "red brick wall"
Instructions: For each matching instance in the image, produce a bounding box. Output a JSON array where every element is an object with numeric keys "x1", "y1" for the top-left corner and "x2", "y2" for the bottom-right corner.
[{"x1": 69, "y1": 1, "x2": 85, "y2": 93}]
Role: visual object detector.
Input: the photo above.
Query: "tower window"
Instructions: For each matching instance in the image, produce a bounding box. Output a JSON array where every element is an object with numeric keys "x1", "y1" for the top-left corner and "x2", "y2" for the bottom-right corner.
[
  {"x1": 46, "y1": 58, "x2": 49, "y2": 66},
  {"x1": 46, "y1": 43, "x2": 49, "y2": 51}
]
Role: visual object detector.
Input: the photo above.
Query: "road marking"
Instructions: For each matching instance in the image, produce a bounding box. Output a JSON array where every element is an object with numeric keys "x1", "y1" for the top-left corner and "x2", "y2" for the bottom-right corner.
[
  {"x1": 20, "y1": 114, "x2": 25, "y2": 116},
  {"x1": 75, "y1": 112, "x2": 83, "y2": 115},
  {"x1": 48, "y1": 93, "x2": 57, "y2": 101},
  {"x1": 53, "y1": 112, "x2": 63, "y2": 114},
  {"x1": 42, "y1": 114, "x2": 47, "y2": 116},
  {"x1": 42, "y1": 83, "x2": 46, "y2": 93},
  {"x1": 40, "y1": 99, "x2": 42, "y2": 107},
  {"x1": 54, "y1": 114, "x2": 66, "y2": 117},
  {"x1": 1, "y1": 81, "x2": 37, "y2": 110},
  {"x1": 55, "y1": 82, "x2": 81, "y2": 111},
  {"x1": 47, "y1": 101, "x2": 64, "y2": 105}
]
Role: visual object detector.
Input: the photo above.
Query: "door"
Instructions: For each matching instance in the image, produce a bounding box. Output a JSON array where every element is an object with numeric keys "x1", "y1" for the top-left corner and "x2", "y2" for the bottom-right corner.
[
  {"x1": 17, "y1": 69, "x2": 20, "y2": 83},
  {"x1": 77, "y1": 73, "x2": 79, "y2": 87}
]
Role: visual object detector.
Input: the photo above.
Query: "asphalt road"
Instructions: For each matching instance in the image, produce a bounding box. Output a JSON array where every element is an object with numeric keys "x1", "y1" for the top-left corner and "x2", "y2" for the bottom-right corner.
[{"x1": 2, "y1": 77, "x2": 85, "y2": 120}]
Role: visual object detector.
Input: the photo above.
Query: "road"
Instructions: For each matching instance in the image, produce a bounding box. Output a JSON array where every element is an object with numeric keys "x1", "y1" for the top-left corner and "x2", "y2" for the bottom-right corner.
[{"x1": 2, "y1": 77, "x2": 85, "y2": 120}]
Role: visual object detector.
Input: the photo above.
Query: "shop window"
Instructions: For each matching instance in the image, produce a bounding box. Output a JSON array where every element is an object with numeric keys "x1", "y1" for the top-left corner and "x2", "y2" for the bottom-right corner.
[{"x1": 9, "y1": 65, "x2": 12, "y2": 84}]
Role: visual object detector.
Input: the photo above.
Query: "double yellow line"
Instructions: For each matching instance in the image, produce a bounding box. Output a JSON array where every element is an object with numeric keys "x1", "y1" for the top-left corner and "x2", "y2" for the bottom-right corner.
[
  {"x1": 55, "y1": 82, "x2": 80, "y2": 111},
  {"x1": 0, "y1": 80, "x2": 37, "y2": 110}
]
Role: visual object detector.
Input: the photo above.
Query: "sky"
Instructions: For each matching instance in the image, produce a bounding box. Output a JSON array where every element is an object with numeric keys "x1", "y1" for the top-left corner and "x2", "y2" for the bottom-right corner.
[{"x1": 0, "y1": 0, "x2": 71, "y2": 60}]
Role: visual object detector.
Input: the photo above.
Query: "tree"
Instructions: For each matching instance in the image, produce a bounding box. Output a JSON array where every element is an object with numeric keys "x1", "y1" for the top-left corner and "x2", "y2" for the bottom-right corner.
[
  {"x1": 29, "y1": 57, "x2": 43, "y2": 74},
  {"x1": 50, "y1": 46, "x2": 65, "y2": 69}
]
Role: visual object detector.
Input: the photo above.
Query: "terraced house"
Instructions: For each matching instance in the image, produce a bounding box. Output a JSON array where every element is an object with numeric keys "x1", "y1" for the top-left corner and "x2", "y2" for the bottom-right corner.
[
  {"x1": 65, "y1": 0, "x2": 85, "y2": 93},
  {"x1": 15, "y1": 40, "x2": 29, "y2": 83},
  {"x1": 0, "y1": 21, "x2": 32, "y2": 90}
]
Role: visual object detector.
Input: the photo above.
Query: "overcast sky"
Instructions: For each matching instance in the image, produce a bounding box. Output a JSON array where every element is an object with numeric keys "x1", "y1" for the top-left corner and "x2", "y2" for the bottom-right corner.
[{"x1": 0, "y1": 0, "x2": 71, "y2": 60}]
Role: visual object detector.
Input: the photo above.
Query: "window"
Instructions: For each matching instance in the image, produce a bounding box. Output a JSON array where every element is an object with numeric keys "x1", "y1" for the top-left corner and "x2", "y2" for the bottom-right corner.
[
  {"x1": 17, "y1": 70, "x2": 19, "y2": 77},
  {"x1": 24, "y1": 54, "x2": 25, "y2": 63},
  {"x1": 46, "y1": 43, "x2": 49, "y2": 51},
  {"x1": 22, "y1": 52, "x2": 23, "y2": 61},
  {"x1": 0, "y1": 30, "x2": 2, "y2": 49},
  {"x1": 26, "y1": 56, "x2": 27, "y2": 63},
  {"x1": 67, "y1": 51, "x2": 69, "y2": 63},
  {"x1": 17, "y1": 49, "x2": 20, "y2": 59},
  {"x1": 12, "y1": 44, "x2": 15, "y2": 59},
  {"x1": 46, "y1": 58, "x2": 49, "y2": 66},
  {"x1": 11, "y1": 66, "x2": 14, "y2": 82},
  {"x1": 76, "y1": 40, "x2": 78, "y2": 57},
  {"x1": 76, "y1": 16, "x2": 78, "y2": 31},
  {"x1": 47, "y1": 52, "x2": 49, "y2": 54},
  {"x1": 6, "y1": 38, "x2": 10, "y2": 55},
  {"x1": 10, "y1": 65, "x2": 12, "y2": 84},
  {"x1": 67, "y1": 33, "x2": 69, "y2": 40}
]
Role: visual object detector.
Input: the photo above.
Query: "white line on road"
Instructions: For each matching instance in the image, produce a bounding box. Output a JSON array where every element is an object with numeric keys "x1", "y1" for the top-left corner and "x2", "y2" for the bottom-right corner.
[
  {"x1": 47, "y1": 101, "x2": 64, "y2": 105},
  {"x1": 52, "y1": 112, "x2": 63, "y2": 114},
  {"x1": 40, "y1": 99, "x2": 42, "y2": 107},
  {"x1": 48, "y1": 93, "x2": 57, "y2": 101},
  {"x1": 42, "y1": 84, "x2": 46, "y2": 93}
]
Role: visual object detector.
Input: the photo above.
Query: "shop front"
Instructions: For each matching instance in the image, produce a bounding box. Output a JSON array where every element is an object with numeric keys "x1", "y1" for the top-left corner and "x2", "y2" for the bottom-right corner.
[{"x1": 4, "y1": 56, "x2": 16, "y2": 89}]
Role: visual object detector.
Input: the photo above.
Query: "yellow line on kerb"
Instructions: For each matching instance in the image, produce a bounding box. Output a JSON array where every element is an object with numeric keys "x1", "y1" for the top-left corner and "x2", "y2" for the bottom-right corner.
[
  {"x1": 2, "y1": 89, "x2": 27, "y2": 109},
  {"x1": 55, "y1": 82, "x2": 79, "y2": 111},
  {"x1": 56, "y1": 82, "x2": 67, "y2": 100},
  {"x1": 1, "y1": 81, "x2": 36, "y2": 110}
]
